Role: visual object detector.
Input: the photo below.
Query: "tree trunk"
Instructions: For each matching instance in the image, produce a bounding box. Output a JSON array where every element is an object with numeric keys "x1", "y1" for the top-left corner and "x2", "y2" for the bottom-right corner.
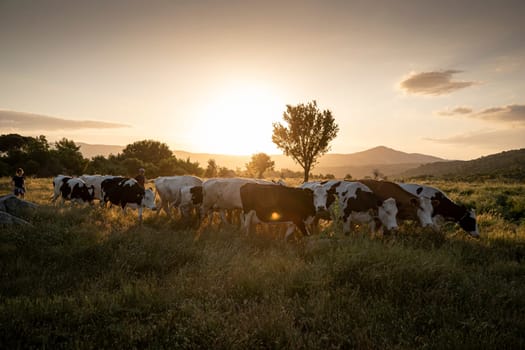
[{"x1": 303, "y1": 165, "x2": 310, "y2": 182}]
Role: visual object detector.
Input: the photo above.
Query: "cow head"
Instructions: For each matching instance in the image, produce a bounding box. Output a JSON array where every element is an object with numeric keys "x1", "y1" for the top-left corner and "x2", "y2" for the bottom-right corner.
[
  {"x1": 377, "y1": 197, "x2": 398, "y2": 231},
  {"x1": 459, "y1": 207, "x2": 479, "y2": 237},
  {"x1": 415, "y1": 197, "x2": 434, "y2": 227},
  {"x1": 141, "y1": 188, "x2": 157, "y2": 210},
  {"x1": 311, "y1": 184, "x2": 330, "y2": 213}
]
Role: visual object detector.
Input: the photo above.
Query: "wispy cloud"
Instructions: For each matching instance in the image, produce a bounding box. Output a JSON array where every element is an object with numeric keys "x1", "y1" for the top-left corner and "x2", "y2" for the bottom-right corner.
[
  {"x1": 0, "y1": 110, "x2": 130, "y2": 131},
  {"x1": 475, "y1": 104, "x2": 525, "y2": 123},
  {"x1": 437, "y1": 106, "x2": 473, "y2": 116},
  {"x1": 436, "y1": 104, "x2": 525, "y2": 124},
  {"x1": 400, "y1": 70, "x2": 478, "y2": 96},
  {"x1": 425, "y1": 128, "x2": 525, "y2": 148}
]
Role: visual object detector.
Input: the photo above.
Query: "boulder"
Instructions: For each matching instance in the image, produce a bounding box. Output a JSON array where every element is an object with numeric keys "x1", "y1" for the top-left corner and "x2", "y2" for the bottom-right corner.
[
  {"x1": 0, "y1": 210, "x2": 32, "y2": 226},
  {"x1": 0, "y1": 194, "x2": 38, "y2": 216}
]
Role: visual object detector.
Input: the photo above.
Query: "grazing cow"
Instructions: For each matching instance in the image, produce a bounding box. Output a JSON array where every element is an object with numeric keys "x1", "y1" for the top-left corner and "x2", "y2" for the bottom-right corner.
[
  {"x1": 336, "y1": 181, "x2": 398, "y2": 234},
  {"x1": 154, "y1": 176, "x2": 203, "y2": 218},
  {"x1": 300, "y1": 180, "x2": 398, "y2": 234},
  {"x1": 399, "y1": 183, "x2": 479, "y2": 237},
  {"x1": 200, "y1": 177, "x2": 272, "y2": 226},
  {"x1": 80, "y1": 175, "x2": 120, "y2": 202},
  {"x1": 358, "y1": 179, "x2": 434, "y2": 227},
  {"x1": 101, "y1": 177, "x2": 156, "y2": 223},
  {"x1": 240, "y1": 183, "x2": 316, "y2": 240},
  {"x1": 52, "y1": 175, "x2": 95, "y2": 205},
  {"x1": 179, "y1": 185, "x2": 203, "y2": 218}
]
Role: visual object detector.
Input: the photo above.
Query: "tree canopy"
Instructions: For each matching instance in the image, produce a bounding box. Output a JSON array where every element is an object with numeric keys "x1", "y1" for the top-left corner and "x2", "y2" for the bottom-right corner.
[
  {"x1": 272, "y1": 100, "x2": 339, "y2": 182},
  {"x1": 246, "y1": 153, "x2": 275, "y2": 178}
]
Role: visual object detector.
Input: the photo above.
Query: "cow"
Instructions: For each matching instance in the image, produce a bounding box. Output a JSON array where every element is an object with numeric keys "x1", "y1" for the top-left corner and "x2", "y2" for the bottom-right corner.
[
  {"x1": 200, "y1": 177, "x2": 273, "y2": 227},
  {"x1": 335, "y1": 181, "x2": 398, "y2": 234},
  {"x1": 101, "y1": 177, "x2": 157, "y2": 223},
  {"x1": 358, "y1": 179, "x2": 434, "y2": 227},
  {"x1": 300, "y1": 180, "x2": 398, "y2": 234},
  {"x1": 52, "y1": 175, "x2": 95, "y2": 205},
  {"x1": 399, "y1": 183, "x2": 479, "y2": 237},
  {"x1": 240, "y1": 183, "x2": 316, "y2": 240},
  {"x1": 179, "y1": 185, "x2": 203, "y2": 219},
  {"x1": 80, "y1": 175, "x2": 120, "y2": 203},
  {"x1": 153, "y1": 175, "x2": 203, "y2": 218}
]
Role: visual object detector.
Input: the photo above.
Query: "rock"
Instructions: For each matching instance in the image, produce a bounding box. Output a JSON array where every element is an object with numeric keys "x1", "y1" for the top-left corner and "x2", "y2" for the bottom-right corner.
[
  {"x1": 0, "y1": 194, "x2": 38, "y2": 216},
  {"x1": 0, "y1": 210, "x2": 32, "y2": 226}
]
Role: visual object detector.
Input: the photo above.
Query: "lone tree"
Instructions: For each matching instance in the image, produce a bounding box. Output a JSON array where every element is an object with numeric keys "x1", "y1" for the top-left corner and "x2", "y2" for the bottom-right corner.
[
  {"x1": 272, "y1": 100, "x2": 339, "y2": 182},
  {"x1": 246, "y1": 153, "x2": 275, "y2": 178}
]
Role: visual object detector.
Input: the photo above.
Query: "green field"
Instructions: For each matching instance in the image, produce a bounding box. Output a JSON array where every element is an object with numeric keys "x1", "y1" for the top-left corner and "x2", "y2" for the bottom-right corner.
[{"x1": 1, "y1": 178, "x2": 525, "y2": 349}]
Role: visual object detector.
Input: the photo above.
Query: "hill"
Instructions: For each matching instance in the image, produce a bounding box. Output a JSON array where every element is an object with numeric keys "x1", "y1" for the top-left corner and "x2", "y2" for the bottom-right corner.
[
  {"x1": 77, "y1": 142, "x2": 124, "y2": 158},
  {"x1": 77, "y1": 142, "x2": 445, "y2": 179},
  {"x1": 399, "y1": 148, "x2": 525, "y2": 181},
  {"x1": 174, "y1": 146, "x2": 445, "y2": 178}
]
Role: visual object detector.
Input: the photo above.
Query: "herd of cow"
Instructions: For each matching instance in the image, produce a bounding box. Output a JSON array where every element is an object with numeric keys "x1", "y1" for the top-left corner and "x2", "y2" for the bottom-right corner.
[{"x1": 50, "y1": 174, "x2": 480, "y2": 239}]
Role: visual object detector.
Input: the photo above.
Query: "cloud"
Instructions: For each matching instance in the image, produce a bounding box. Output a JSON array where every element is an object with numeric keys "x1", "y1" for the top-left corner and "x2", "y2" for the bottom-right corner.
[
  {"x1": 474, "y1": 104, "x2": 525, "y2": 123},
  {"x1": 0, "y1": 110, "x2": 130, "y2": 131},
  {"x1": 400, "y1": 70, "x2": 477, "y2": 96},
  {"x1": 437, "y1": 106, "x2": 473, "y2": 116},
  {"x1": 425, "y1": 128, "x2": 525, "y2": 148},
  {"x1": 436, "y1": 104, "x2": 525, "y2": 124}
]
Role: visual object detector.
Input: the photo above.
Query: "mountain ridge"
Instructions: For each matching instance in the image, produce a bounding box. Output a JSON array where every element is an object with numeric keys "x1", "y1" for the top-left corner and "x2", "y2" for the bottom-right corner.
[{"x1": 78, "y1": 142, "x2": 445, "y2": 178}]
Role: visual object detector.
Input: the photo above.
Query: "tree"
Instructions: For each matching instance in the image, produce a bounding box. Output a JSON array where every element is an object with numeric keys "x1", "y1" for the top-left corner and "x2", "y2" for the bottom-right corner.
[
  {"x1": 54, "y1": 138, "x2": 86, "y2": 175},
  {"x1": 120, "y1": 140, "x2": 173, "y2": 164},
  {"x1": 272, "y1": 100, "x2": 339, "y2": 182},
  {"x1": 246, "y1": 153, "x2": 275, "y2": 178},
  {"x1": 204, "y1": 159, "x2": 218, "y2": 178}
]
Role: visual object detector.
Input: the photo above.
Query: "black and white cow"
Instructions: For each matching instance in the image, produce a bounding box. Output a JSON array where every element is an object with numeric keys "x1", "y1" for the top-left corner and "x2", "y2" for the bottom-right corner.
[
  {"x1": 52, "y1": 175, "x2": 95, "y2": 205},
  {"x1": 240, "y1": 183, "x2": 316, "y2": 240},
  {"x1": 80, "y1": 174, "x2": 121, "y2": 203},
  {"x1": 399, "y1": 183, "x2": 479, "y2": 237},
  {"x1": 101, "y1": 177, "x2": 157, "y2": 223}
]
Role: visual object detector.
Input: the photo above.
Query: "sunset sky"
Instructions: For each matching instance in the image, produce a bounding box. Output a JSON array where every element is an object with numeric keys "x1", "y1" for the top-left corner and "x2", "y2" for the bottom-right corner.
[{"x1": 1, "y1": 0, "x2": 524, "y2": 160}]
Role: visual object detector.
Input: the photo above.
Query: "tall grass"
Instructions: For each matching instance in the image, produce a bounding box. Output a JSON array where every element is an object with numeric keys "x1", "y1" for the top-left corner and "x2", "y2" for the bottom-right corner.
[{"x1": 1, "y1": 178, "x2": 524, "y2": 349}]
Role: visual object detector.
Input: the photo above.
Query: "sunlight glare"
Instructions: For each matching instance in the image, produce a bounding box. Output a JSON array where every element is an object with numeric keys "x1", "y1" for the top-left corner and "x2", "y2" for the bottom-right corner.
[{"x1": 196, "y1": 82, "x2": 284, "y2": 155}]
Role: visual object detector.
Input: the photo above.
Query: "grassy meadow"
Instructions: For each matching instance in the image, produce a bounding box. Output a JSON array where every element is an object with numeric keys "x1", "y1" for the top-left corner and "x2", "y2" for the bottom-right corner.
[{"x1": 1, "y1": 177, "x2": 525, "y2": 349}]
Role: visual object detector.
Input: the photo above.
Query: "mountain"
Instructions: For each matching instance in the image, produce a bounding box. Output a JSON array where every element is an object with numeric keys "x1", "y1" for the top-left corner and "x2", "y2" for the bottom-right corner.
[
  {"x1": 174, "y1": 146, "x2": 445, "y2": 178},
  {"x1": 77, "y1": 142, "x2": 124, "y2": 158},
  {"x1": 399, "y1": 148, "x2": 525, "y2": 181},
  {"x1": 77, "y1": 143, "x2": 444, "y2": 179}
]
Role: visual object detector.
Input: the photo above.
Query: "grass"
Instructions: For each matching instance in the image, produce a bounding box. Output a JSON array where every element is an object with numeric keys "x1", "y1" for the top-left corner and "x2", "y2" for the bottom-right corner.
[{"x1": 1, "y1": 178, "x2": 525, "y2": 349}]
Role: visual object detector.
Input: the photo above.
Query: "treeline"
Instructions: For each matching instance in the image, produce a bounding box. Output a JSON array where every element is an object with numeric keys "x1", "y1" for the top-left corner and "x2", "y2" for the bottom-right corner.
[{"x1": 0, "y1": 134, "x2": 307, "y2": 179}]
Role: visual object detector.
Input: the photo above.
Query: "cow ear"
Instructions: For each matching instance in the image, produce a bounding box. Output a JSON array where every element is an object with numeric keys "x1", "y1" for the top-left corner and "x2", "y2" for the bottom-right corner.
[
  {"x1": 431, "y1": 199, "x2": 440, "y2": 207},
  {"x1": 410, "y1": 198, "x2": 419, "y2": 207}
]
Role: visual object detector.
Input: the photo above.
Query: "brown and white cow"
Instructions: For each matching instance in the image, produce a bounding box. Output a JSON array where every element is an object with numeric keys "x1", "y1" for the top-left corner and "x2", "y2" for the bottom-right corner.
[
  {"x1": 240, "y1": 183, "x2": 316, "y2": 240},
  {"x1": 200, "y1": 177, "x2": 273, "y2": 226},
  {"x1": 52, "y1": 175, "x2": 95, "y2": 205},
  {"x1": 301, "y1": 180, "x2": 398, "y2": 234},
  {"x1": 399, "y1": 183, "x2": 479, "y2": 237},
  {"x1": 358, "y1": 179, "x2": 434, "y2": 227},
  {"x1": 335, "y1": 181, "x2": 398, "y2": 234}
]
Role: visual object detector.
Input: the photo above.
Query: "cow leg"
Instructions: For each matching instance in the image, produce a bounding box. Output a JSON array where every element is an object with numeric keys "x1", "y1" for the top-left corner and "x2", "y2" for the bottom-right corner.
[
  {"x1": 138, "y1": 206, "x2": 143, "y2": 224},
  {"x1": 242, "y1": 211, "x2": 255, "y2": 235},
  {"x1": 284, "y1": 224, "x2": 297, "y2": 241}
]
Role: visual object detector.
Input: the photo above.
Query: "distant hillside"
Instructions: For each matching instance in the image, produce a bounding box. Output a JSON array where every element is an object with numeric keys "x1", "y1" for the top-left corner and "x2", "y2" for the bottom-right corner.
[
  {"x1": 399, "y1": 148, "x2": 525, "y2": 181},
  {"x1": 77, "y1": 142, "x2": 123, "y2": 158},
  {"x1": 78, "y1": 143, "x2": 446, "y2": 179},
  {"x1": 176, "y1": 145, "x2": 445, "y2": 178}
]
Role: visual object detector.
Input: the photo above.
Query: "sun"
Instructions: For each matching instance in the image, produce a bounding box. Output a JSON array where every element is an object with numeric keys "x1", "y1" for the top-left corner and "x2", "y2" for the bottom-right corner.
[{"x1": 195, "y1": 81, "x2": 285, "y2": 155}]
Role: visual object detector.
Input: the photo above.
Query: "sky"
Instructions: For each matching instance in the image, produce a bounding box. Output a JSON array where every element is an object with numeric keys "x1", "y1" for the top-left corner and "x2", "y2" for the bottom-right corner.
[{"x1": 1, "y1": 0, "x2": 524, "y2": 160}]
